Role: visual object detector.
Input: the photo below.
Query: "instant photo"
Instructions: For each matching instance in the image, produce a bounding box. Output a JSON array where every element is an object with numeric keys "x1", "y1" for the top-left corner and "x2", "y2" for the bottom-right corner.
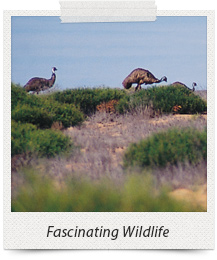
[{"x1": 4, "y1": 9, "x2": 214, "y2": 249}]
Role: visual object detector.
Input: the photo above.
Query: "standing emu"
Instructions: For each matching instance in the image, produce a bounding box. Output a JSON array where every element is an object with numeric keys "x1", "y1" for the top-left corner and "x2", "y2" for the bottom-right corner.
[
  {"x1": 122, "y1": 68, "x2": 167, "y2": 91},
  {"x1": 24, "y1": 67, "x2": 58, "y2": 94},
  {"x1": 172, "y1": 82, "x2": 197, "y2": 92}
]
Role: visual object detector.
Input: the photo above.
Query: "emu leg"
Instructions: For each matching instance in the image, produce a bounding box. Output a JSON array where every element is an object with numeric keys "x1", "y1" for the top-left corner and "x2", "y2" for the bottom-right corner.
[
  {"x1": 135, "y1": 84, "x2": 141, "y2": 91},
  {"x1": 135, "y1": 84, "x2": 139, "y2": 91}
]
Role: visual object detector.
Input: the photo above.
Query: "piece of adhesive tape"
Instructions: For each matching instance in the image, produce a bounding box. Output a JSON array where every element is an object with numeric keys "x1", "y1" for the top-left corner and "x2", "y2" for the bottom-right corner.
[{"x1": 59, "y1": 1, "x2": 157, "y2": 23}]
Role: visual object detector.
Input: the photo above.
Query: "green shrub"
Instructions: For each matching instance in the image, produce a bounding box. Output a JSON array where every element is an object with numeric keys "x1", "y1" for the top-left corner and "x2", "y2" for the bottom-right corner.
[
  {"x1": 29, "y1": 128, "x2": 72, "y2": 157},
  {"x1": 116, "y1": 85, "x2": 207, "y2": 114},
  {"x1": 52, "y1": 104, "x2": 84, "y2": 128},
  {"x1": 11, "y1": 121, "x2": 72, "y2": 157},
  {"x1": 145, "y1": 85, "x2": 207, "y2": 114},
  {"x1": 11, "y1": 83, "x2": 84, "y2": 128},
  {"x1": 115, "y1": 93, "x2": 151, "y2": 114},
  {"x1": 11, "y1": 83, "x2": 41, "y2": 110},
  {"x1": 41, "y1": 98, "x2": 84, "y2": 128},
  {"x1": 124, "y1": 128, "x2": 207, "y2": 168},
  {"x1": 52, "y1": 88, "x2": 127, "y2": 115},
  {"x1": 11, "y1": 121, "x2": 37, "y2": 156},
  {"x1": 11, "y1": 83, "x2": 27, "y2": 110},
  {"x1": 11, "y1": 171, "x2": 204, "y2": 212},
  {"x1": 115, "y1": 96, "x2": 130, "y2": 114},
  {"x1": 11, "y1": 104, "x2": 54, "y2": 128}
]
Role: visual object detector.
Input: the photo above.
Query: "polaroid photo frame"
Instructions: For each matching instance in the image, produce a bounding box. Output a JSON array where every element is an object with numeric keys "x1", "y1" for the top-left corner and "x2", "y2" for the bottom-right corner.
[{"x1": 4, "y1": 8, "x2": 214, "y2": 249}]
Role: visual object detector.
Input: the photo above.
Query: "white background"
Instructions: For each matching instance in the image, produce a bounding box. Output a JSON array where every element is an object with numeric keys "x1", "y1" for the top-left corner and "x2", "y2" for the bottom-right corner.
[{"x1": 0, "y1": 0, "x2": 216, "y2": 259}]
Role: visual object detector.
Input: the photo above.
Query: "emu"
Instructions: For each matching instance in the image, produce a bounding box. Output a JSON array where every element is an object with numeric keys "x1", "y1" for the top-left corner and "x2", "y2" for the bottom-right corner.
[
  {"x1": 122, "y1": 68, "x2": 167, "y2": 91},
  {"x1": 172, "y1": 82, "x2": 197, "y2": 92},
  {"x1": 24, "y1": 67, "x2": 57, "y2": 94}
]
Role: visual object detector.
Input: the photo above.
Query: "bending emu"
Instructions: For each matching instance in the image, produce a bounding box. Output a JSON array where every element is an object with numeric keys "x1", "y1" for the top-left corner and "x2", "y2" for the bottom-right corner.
[
  {"x1": 24, "y1": 67, "x2": 57, "y2": 94},
  {"x1": 172, "y1": 82, "x2": 197, "y2": 92},
  {"x1": 122, "y1": 68, "x2": 167, "y2": 91}
]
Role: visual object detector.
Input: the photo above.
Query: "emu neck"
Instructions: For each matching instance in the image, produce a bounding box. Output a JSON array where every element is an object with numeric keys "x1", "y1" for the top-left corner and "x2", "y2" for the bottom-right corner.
[
  {"x1": 155, "y1": 78, "x2": 162, "y2": 83},
  {"x1": 49, "y1": 73, "x2": 56, "y2": 87}
]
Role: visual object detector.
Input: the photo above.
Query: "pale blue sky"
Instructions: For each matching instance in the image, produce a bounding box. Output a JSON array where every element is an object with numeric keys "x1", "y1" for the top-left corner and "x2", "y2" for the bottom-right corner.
[{"x1": 11, "y1": 16, "x2": 207, "y2": 90}]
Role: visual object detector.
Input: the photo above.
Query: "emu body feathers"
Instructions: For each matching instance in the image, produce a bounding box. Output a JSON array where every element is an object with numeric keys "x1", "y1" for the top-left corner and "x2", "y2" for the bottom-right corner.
[
  {"x1": 24, "y1": 67, "x2": 57, "y2": 94},
  {"x1": 122, "y1": 68, "x2": 167, "y2": 91}
]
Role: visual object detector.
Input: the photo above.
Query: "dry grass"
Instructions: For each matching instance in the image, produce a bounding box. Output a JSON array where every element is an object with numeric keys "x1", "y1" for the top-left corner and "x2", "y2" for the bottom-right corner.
[
  {"x1": 51, "y1": 121, "x2": 64, "y2": 131},
  {"x1": 96, "y1": 99, "x2": 119, "y2": 113},
  {"x1": 152, "y1": 161, "x2": 207, "y2": 189}
]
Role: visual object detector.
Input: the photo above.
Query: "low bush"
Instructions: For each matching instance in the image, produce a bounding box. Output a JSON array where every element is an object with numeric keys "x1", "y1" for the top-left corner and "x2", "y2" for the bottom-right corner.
[
  {"x1": 124, "y1": 128, "x2": 207, "y2": 168},
  {"x1": 29, "y1": 128, "x2": 72, "y2": 157},
  {"x1": 11, "y1": 83, "x2": 40, "y2": 110},
  {"x1": 52, "y1": 88, "x2": 126, "y2": 115},
  {"x1": 41, "y1": 98, "x2": 84, "y2": 128},
  {"x1": 11, "y1": 171, "x2": 204, "y2": 212},
  {"x1": 11, "y1": 83, "x2": 28, "y2": 110},
  {"x1": 115, "y1": 96, "x2": 131, "y2": 114},
  {"x1": 115, "y1": 94, "x2": 151, "y2": 114},
  {"x1": 11, "y1": 121, "x2": 37, "y2": 157},
  {"x1": 11, "y1": 83, "x2": 84, "y2": 128},
  {"x1": 116, "y1": 85, "x2": 207, "y2": 115},
  {"x1": 11, "y1": 104, "x2": 54, "y2": 128},
  {"x1": 11, "y1": 121, "x2": 72, "y2": 157},
  {"x1": 145, "y1": 85, "x2": 207, "y2": 114}
]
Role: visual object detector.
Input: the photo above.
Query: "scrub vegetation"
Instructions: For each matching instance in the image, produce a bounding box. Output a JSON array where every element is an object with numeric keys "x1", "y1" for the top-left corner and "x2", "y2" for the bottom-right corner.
[{"x1": 11, "y1": 83, "x2": 207, "y2": 212}]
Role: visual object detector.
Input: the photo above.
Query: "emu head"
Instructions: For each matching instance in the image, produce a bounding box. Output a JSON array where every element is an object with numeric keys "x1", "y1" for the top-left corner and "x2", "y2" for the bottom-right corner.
[
  {"x1": 161, "y1": 76, "x2": 167, "y2": 82},
  {"x1": 192, "y1": 82, "x2": 197, "y2": 92},
  {"x1": 52, "y1": 67, "x2": 58, "y2": 73}
]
